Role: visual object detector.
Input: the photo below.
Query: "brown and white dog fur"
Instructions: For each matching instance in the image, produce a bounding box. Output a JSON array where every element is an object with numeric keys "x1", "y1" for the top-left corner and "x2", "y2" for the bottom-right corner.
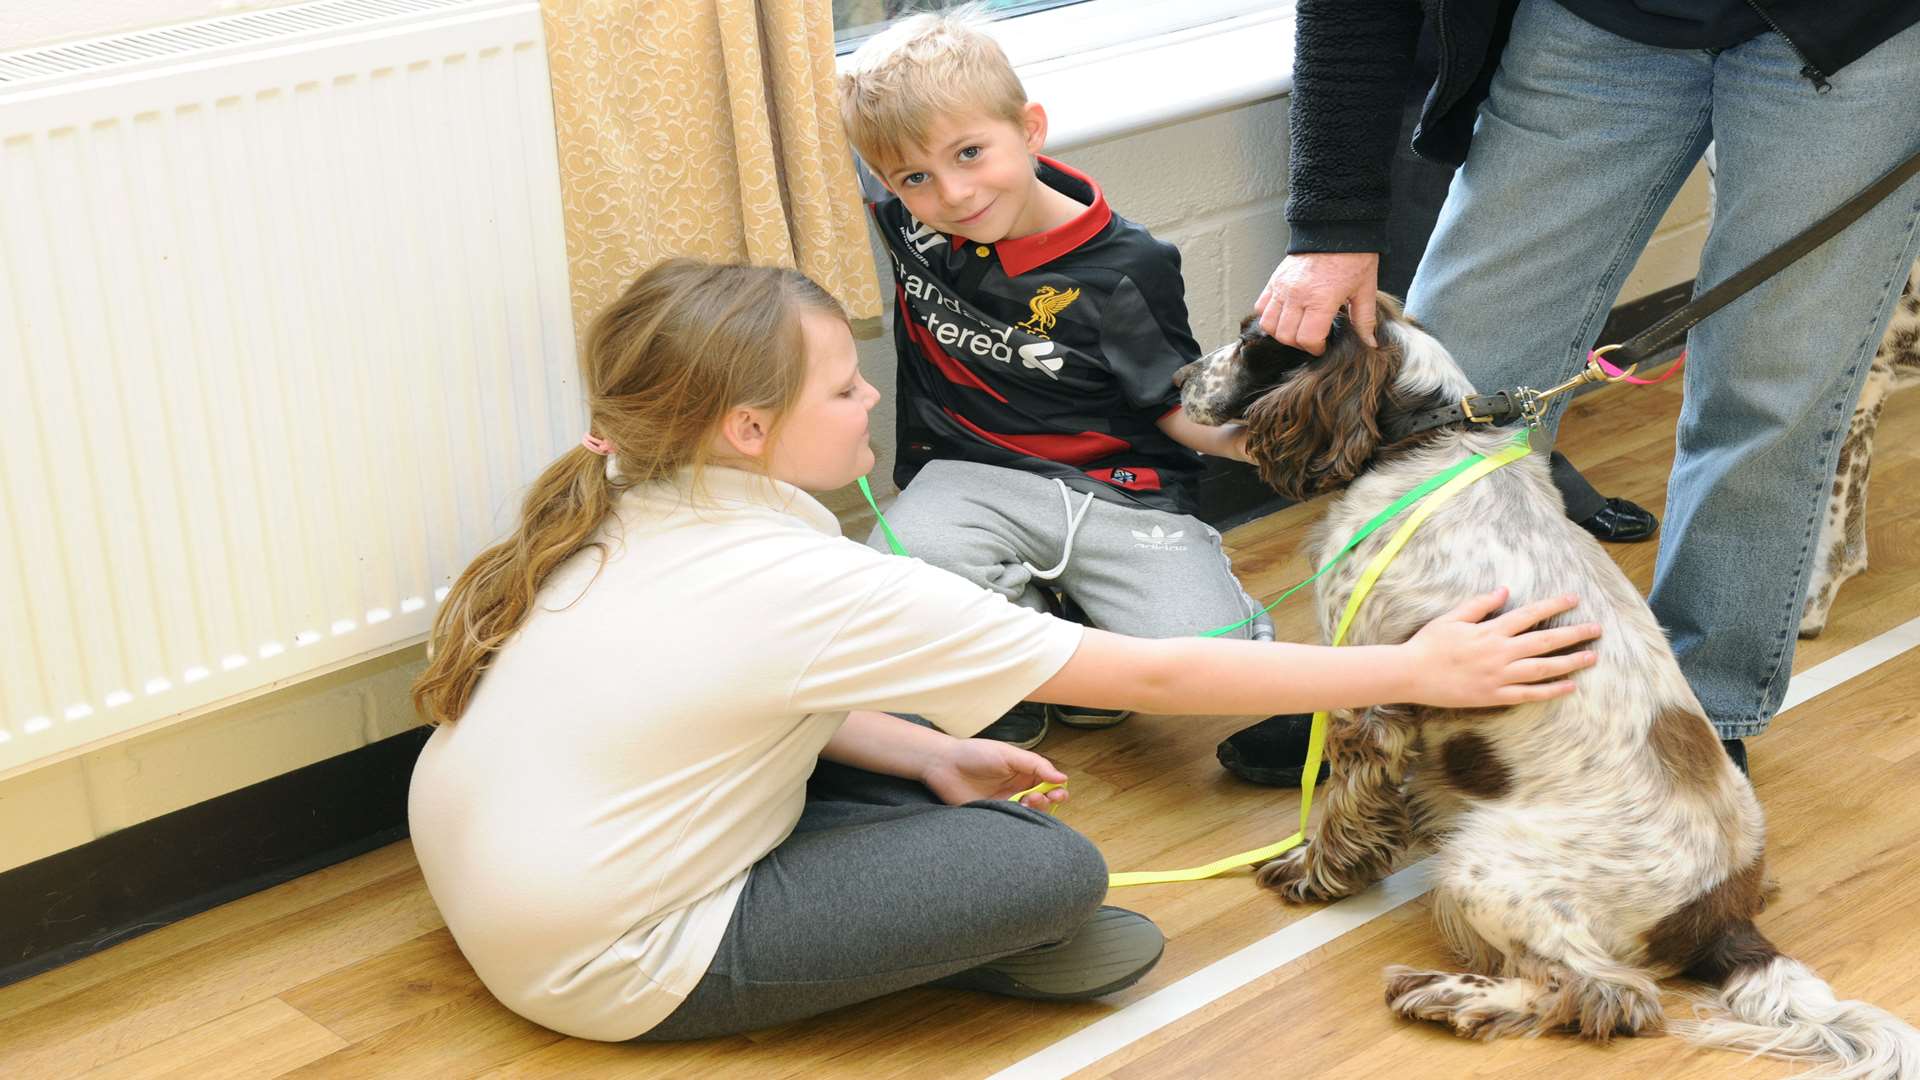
[
  {"x1": 1802, "y1": 258, "x2": 1920, "y2": 638},
  {"x1": 1175, "y1": 295, "x2": 1920, "y2": 1079}
]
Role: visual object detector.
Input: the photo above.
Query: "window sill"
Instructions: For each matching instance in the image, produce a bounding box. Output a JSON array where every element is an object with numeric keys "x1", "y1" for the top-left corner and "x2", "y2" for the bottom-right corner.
[{"x1": 1021, "y1": 7, "x2": 1296, "y2": 153}]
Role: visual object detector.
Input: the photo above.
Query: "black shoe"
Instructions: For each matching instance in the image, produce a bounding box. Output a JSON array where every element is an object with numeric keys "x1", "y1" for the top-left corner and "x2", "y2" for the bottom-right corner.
[
  {"x1": 1216, "y1": 713, "x2": 1331, "y2": 787},
  {"x1": 1576, "y1": 497, "x2": 1658, "y2": 543},
  {"x1": 976, "y1": 701, "x2": 1052, "y2": 750},
  {"x1": 1723, "y1": 738, "x2": 1748, "y2": 777},
  {"x1": 1045, "y1": 595, "x2": 1130, "y2": 728}
]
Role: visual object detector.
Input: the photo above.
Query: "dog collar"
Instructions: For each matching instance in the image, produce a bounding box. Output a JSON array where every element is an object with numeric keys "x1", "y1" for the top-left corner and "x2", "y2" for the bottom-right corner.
[
  {"x1": 1382, "y1": 350, "x2": 1648, "y2": 442},
  {"x1": 1380, "y1": 389, "x2": 1528, "y2": 442}
]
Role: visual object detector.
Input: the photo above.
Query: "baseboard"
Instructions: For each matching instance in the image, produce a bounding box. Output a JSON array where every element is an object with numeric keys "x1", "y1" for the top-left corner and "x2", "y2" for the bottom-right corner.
[
  {"x1": 1196, "y1": 281, "x2": 1695, "y2": 528},
  {"x1": 0, "y1": 725, "x2": 431, "y2": 991}
]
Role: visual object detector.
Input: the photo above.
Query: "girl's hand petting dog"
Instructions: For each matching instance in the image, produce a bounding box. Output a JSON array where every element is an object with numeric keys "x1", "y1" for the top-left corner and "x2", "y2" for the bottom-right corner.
[
  {"x1": 923, "y1": 738, "x2": 1071, "y2": 811},
  {"x1": 1400, "y1": 588, "x2": 1601, "y2": 708}
]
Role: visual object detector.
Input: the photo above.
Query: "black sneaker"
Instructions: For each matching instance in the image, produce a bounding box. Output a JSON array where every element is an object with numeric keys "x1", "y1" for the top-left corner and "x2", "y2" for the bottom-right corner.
[
  {"x1": 1056, "y1": 705, "x2": 1132, "y2": 730},
  {"x1": 1723, "y1": 738, "x2": 1748, "y2": 776},
  {"x1": 1045, "y1": 594, "x2": 1130, "y2": 728},
  {"x1": 1576, "y1": 497, "x2": 1658, "y2": 543},
  {"x1": 930, "y1": 906, "x2": 1164, "y2": 1001},
  {"x1": 976, "y1": 701, "x2": 1052, "y2": 750},
  {"x1": 1216, "y1": 713, "x2": 1331, "y2": 787}
]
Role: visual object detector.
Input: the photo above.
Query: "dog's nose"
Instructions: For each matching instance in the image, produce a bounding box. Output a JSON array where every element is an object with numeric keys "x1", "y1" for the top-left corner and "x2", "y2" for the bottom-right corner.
[{"x1": 1172, "y1": 361, "x2": 1196, "y2": 390}]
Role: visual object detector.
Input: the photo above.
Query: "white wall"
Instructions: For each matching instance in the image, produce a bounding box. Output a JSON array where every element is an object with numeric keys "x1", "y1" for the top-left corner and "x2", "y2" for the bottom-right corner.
[{"x1": 0, "y1": 9, "x2": 1710, "y2": 874}]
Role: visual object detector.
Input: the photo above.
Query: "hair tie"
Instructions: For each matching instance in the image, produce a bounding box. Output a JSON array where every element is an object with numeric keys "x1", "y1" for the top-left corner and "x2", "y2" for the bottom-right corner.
[{"x1": 581, "y1": 432, "x2": 616, "y2": 456}]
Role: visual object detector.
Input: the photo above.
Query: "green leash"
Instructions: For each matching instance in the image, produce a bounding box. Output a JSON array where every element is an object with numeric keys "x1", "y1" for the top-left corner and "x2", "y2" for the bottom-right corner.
[{"x1": 861, "y1": 475, "x2": 911, "y2": 558}]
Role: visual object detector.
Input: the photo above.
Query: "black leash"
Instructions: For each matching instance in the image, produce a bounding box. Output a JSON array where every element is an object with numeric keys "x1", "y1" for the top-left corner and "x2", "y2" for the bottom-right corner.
[{"x1": 1384, "y1": 143, "x2": 1920, "y2": 442}]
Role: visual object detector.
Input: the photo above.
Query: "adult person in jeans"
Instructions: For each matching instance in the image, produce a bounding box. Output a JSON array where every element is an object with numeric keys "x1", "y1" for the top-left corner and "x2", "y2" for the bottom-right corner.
[{"x1": 1218, "y1": 0, "x2": 1920, "y2": 786}]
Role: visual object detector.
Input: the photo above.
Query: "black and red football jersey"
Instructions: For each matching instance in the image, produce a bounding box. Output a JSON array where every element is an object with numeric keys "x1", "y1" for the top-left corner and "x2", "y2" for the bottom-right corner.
[{"x1": 872, "y1": 156, "x2": 1206, "y2": 514}]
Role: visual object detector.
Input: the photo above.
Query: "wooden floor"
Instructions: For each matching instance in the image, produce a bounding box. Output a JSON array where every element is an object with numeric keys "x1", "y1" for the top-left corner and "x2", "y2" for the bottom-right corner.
[{"x1": 6, "y1": 376, "x2": 1919, "y2": 1080}]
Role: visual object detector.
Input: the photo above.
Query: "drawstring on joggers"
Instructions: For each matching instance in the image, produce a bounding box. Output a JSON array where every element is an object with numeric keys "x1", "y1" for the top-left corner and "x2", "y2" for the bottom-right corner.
[{"x1": 1022, "y1": 479, "x2": 1098, "y2": 581}]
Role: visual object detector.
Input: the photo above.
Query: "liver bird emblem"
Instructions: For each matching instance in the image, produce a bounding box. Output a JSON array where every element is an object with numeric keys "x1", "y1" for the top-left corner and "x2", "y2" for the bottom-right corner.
[{"x1": 1016, "y1": 285, "x2": 1082, "y2": 337}]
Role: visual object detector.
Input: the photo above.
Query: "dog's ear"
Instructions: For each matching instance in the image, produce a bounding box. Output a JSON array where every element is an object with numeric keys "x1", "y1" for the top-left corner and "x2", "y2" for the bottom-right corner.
[{"x1": 1240, "y1": 327, "x2": 1400, "y2": 501}]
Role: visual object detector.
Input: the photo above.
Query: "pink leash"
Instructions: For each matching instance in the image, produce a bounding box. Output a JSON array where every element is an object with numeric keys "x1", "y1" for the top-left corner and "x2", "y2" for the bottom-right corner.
[{"x1": 1591, "y1": 347, "x2": 1685, "y2": 386}]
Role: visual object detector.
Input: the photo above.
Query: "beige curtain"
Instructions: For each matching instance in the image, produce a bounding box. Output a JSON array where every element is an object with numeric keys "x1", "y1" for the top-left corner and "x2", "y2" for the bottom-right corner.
[{"x1": 542, "y1": 0, "x2": 883, "y2": 342}]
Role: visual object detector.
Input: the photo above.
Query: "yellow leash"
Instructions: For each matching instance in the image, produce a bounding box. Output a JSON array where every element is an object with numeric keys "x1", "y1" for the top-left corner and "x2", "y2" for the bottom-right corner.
[{"x1": 1014, "y1": 437, "x2": 1534, "y2": 888}]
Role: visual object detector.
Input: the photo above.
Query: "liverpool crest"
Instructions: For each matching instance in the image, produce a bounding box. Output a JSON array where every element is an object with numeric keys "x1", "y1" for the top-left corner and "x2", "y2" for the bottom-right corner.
[{"x1": 1015, "y1": 285, "x2": 1082, "y2": 338}]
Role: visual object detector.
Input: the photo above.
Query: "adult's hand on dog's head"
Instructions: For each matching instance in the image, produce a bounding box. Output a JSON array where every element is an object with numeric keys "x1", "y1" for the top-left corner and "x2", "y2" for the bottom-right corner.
[
  {"x1": 1400, "y1": 588, "x2": 1603, "y2": 709},
  {"x1": 1254, "y1": 252, "x2": 1381, "y2": 354}
]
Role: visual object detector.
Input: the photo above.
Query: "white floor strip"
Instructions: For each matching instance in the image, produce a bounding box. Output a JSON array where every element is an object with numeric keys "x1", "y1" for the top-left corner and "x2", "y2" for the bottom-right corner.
[
  {"x1": 1776, "y1": 613, "x2": 1920, "y2": 714},
  {"x1": 990, "y1": 612, "x2": 1920, "y2": 1080}
]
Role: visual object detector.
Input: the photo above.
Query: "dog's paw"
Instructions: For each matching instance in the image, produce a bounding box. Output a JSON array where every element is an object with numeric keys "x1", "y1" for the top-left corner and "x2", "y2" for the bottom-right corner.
[
  {"x1": 1384, "y1": 966, "x2": 1531, "y2": 1041},
  {"x1": 1254, "y1": 845, "x2": 1342, "y2": 903},
  {"x1": 1385, "y1": 967, "x2": 1468, "y2": 1026},
  {"x1": 1383, "y1": 964, "x2": 1449, "y2": 1005}
]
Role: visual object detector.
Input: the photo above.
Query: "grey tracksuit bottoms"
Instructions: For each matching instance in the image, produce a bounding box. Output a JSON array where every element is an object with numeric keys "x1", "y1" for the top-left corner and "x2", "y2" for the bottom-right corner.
[
  {"x1": 638, "y1": 751, "x2": 1107, "y2": 1040},
  {"x1": 866, "y1": 459, "x2": 1267, "y2": 640}
]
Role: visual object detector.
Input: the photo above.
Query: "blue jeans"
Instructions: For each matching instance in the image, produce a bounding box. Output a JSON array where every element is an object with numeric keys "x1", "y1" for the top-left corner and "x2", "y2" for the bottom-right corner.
[{"x1": 1405, "y1": 0, "x2": 1920, "y2": 738}]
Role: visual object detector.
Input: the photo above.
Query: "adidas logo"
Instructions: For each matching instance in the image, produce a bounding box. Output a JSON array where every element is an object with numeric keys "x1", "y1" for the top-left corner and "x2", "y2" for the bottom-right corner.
[{"x1": 1130, "y1": 525, "x2": 1187, "y2": 551}]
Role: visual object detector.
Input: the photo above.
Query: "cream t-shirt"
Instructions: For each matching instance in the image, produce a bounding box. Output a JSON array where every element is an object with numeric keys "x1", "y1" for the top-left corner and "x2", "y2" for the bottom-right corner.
[{"x1": 407, "y1": 467, "x2": 1083, "y2": 1041}]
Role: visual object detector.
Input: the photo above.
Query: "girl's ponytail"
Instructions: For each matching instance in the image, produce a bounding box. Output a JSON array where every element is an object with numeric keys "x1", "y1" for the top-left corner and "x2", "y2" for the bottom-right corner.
[
  {"x1": 411, "y1": 258, "x2": 845, "y2": 726},
  {"x1": 411, "y1": 445, "x2": 612, "y2": 726}
]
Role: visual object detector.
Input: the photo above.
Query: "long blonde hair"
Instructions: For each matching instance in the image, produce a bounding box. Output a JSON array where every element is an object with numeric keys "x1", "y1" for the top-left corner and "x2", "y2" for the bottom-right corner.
[{"x1": 412, "y1": 258, "x2": 846, "y2": 726}]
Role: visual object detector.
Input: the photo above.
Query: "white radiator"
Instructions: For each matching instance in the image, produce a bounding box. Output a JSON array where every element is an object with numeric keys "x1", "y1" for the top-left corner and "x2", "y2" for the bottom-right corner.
[{"x1": 0, "y1": 0, "x2": 578, "y2": 776}]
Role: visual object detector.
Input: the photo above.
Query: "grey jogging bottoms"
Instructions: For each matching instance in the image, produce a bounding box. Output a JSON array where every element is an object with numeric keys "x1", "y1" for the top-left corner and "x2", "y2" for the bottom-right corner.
[
  {"x1": 637, "y1": 746, "x2": 1108, "y2": 1040},
  {"x1": 869, "y1": 459, "x2": 1265, "y2": 640}
]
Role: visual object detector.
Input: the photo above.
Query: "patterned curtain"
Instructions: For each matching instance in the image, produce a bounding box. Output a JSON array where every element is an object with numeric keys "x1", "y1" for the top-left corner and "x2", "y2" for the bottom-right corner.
[{"x1": 541, "y1": 0, "x2": 882, "y2": 342}]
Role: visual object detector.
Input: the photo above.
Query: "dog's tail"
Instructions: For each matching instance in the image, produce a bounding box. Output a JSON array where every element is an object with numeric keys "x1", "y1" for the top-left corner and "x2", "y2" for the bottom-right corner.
[{"x1": 1674, "y1": 926, "x2": 1920, "y2": 1080}]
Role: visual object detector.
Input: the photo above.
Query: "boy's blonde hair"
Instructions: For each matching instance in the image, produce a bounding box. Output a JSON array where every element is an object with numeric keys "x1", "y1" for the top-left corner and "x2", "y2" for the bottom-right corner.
[{"x1": 838, "y1": 11, "x2": 1028, "y2": 173}]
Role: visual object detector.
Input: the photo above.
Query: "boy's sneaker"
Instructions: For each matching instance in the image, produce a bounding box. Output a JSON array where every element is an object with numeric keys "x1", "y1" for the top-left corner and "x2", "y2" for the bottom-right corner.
[
  {"x1": 930, "y1": 906, "x2": 1164, "y2": 1001},
  {"x1": 1044, "y1": 594, "x2": 1129, "y2": 728},
  {"x1": 1216, "y1": 713, "x2": 1331, "y2": 787},
  {"x1": 975, "y1": 701, "x2": 1052, "y2": 749},
  {"x1": 1055, "y1": 705, "x2": 1132, "y2": 730}
]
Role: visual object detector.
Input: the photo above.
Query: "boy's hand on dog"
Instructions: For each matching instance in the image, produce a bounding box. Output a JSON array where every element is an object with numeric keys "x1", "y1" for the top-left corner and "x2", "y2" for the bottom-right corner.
[
  {"x1": 1401, "y1": 588, "x2": 1601, "y2": 708},
  {"x1": 923, "y1": 738, "x2": 1070, "y2": 811},
  {"x1": 1254, "y1": 252, "x2": 1381, "y2": 353}
]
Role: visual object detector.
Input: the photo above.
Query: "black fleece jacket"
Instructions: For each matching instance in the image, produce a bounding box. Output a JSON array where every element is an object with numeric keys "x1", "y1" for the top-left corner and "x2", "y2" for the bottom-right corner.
[{"x1": 1285, "y1": 0, "x2": 1920, "y2": 254}]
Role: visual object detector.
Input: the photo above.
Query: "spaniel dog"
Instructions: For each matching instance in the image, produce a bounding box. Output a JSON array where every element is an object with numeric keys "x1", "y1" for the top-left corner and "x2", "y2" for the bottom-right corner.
[
  {"x1": 1176, "y1": 295, "x2": 1920, "y2": 1078},
  {"x1": 1802, "y1": 258, "x2": 1920, "y2": 638}
]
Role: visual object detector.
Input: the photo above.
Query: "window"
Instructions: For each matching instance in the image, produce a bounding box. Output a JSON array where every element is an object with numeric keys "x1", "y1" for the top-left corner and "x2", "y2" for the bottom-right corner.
[
  {"x1": 833, "y1": 0, "x2": 1085, "y2": 53},
  {"x1": 831, "y1": 0, "x2": 1293, "y2": 152},
  {"x1": 834, "y1": 0, "x2": 1280, "y2": 67}
]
